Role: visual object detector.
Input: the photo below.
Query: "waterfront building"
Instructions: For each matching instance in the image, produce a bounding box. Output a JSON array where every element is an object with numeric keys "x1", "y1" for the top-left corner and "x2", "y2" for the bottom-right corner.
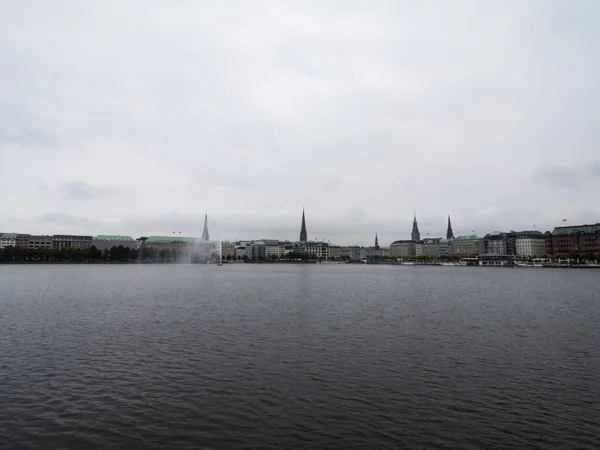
[
  {"x1": 16, "y1": 234, "x2": 30, "y2": 248},
  {"x1": 545, "y1": 223, "x2": 600, "y2": 255},
  {"x1": 91, "y1": 235, "x2": 139, "y2": 252},
  {"x1": 221, "y1": 241, "x2": 236, "y2": 259},
  {"x1": 390, "y1": 240, "x2": 417, "y2": 258},
  {"x1": 251, "y1": 241, "x2": 267, "y2": 260},
  {"x1": 329, "y1": 245, "x2": 342, "y2": 259},
  {"x1": 300, "y1": 241, "x2": 330, "y2": 259},
  {"x1": 437, "y1": 238, "x2": 451, "y2": 256},
  {"x1": 0, "y1": 233, "x2": 17, "y2": 249},
  {"x1": 341, "y1": 246, "x2": 364, "y2": 261},
  {"x1": 515, "y1": 231, "x2": 546, "y2": 257},
  {"x1": 27, "y1": 235, "x2": 53, "y2": 249},
  {"x1": 421, "y1": 238, "x2": 441, "y2": 256},
  {"x1": 481, "y1": 232, "x2": 516, "y2": 256},
  {"x1": 280, "y1": 240, "x2": 295, "y2": 255},
  {"x1": 52, "y1": 235, "x2": 93, "y2": 250},
  {"x1": 340, "y1": 247, "x2": 352, "y2": 260},
  {"x1": 253, "y1": 240, "x2": 285, "y2": 258},
  {"x1": 235, "y1": 241, "x2": 254, "y2": 259},
  {"x1": 450, "y1": 235, "x2": 483, "y2": 256}
]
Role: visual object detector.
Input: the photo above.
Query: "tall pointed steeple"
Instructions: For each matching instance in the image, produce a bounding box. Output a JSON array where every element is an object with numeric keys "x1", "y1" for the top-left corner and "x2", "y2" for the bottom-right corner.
[
  {"x1": 446, "y1": 215, "x2": 454, "y2": 239},
  {"x1": 299, "y1": 208, "x2": 307, "y2": 242},
  {"x1": 374, "y1": 233, "x2": 379, "y2": 249},
  {"x1": 202, "y1": 214, "x2": 209, "y2": 240},
  {"x1": 411, "y1": 211, "x2": 420, "y2": 242}
]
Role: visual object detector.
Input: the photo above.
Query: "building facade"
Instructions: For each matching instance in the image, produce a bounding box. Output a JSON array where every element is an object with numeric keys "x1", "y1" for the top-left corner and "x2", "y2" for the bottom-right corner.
[
  {"x1": 545, "y1": 223, "x2": 600, "y2": 255},
  {"x1": 437, "y1": 238, "x2": 451, "y2": 256},
  {"x1": 515, "y1": 231, "x2": 546, "y2": 257},
  {"x1": 329, "y1": 246, "x2": 342, "y2": 259},
  {"x1": 450, "y1": 235, "x2": 483, "y2": 256},
  {"x1": 15, "y1": 234, "x2": 30, "y2": 248},
  {"x1": 52, "y1": 235, "x2": 93, "y2": 250},
  {"x1": 421, "y1": 238, "x2": 441, "y2": 256},
  {"x1": 482, "y1": 232, "x2": 516, "y2": 256},
  {"x1": 28, "y1": 235, "x2": 53, "y2": 249},
  {"x1": 221, "y1": 242, "x2": 236, "y2": 259},
  {"x1": 390, "y1": 240, "x2": 417, "y2": 258},
  {"x1": 341, "y1": 246, "x2": 366, "y2": 261},
  {"x1": 0, "y1": 233, "x2": 17, "y2": 249},
  {"x1": 300, "y1": 241, "x2": 330, "y2": 259}
]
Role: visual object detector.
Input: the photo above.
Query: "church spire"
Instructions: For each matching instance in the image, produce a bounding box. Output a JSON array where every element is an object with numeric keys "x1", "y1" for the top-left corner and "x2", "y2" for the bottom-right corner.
[
  {"x1": 374, "y1": 233, "x2": 379, "y2": 249},
  {"x1": 446, "y1": 215, "x2": 454, "y2": 239},
  {"x1": 411, "y1": 211, "x2": 420, "y2": 242},
  {"x1": 202, "y1": 214, "x2": 209, "y2": 240},
  {"x1": 300, "y1": 208, "x2": 307, "y2": 242}
]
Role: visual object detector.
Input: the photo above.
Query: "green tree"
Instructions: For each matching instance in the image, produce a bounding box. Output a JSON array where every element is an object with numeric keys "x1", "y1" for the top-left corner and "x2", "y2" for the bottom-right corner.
[
  {"x1": 90, "y1": 245, "x2": 102, "y2": 261},
  {"x1": 583, "y1": 252, "x2": 596, "y2": 262}
]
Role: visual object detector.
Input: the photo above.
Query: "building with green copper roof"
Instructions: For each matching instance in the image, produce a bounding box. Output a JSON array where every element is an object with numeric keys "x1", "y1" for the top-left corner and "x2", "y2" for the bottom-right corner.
[
  {"x1": 449, "y1": 234, "x2": 483, "y2": 256},
  {"x1": 547, "y1": 223, "x2": 600, "y2": 255}
]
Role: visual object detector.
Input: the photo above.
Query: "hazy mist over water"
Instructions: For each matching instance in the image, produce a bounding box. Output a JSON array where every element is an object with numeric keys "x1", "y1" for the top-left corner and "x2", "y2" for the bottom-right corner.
[{"x1": 1, "y1": 264, "x2": 599, "y2": 449}]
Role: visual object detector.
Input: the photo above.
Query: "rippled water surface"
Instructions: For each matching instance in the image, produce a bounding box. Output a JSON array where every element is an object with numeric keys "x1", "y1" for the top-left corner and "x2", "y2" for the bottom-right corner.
[{"x1": 1, "y1": 264, "x2": 599, "y2": 449}]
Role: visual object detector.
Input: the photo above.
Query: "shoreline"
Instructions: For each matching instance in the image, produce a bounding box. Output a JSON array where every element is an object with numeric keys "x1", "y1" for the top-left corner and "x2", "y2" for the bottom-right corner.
[{"x1": 1, "y1": 260, "x2": 599, "y2": 269}]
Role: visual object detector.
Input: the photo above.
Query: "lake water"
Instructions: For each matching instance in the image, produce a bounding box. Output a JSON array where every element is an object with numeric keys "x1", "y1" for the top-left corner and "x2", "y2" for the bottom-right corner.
[{"x1": 1, "y1": 264, "x2": 599, "y2": 449}]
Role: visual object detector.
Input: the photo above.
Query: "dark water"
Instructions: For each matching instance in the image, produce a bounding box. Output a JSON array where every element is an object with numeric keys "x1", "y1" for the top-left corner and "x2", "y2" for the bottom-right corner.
[{"x1": 1, "y1": 264, "x2": 599, "y2": 449}]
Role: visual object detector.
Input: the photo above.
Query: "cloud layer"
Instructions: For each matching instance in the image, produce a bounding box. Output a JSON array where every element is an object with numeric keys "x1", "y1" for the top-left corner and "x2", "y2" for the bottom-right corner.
[{"x1": 1, "y1": 1, "x2": 599, "y2": 245}]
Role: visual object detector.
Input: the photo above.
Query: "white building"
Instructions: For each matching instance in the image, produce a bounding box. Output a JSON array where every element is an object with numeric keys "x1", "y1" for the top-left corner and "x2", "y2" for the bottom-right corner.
[
  {"x1": 0, "y1": 233, "x2": 17, "y2": 249},
  {"x1": 300, "y1": 241, "x2": 330, "y2": 259},
  {"x1": 235, "y1": 241, "x2": 254, "y2": 259},
  {"x1": 515, "y1": 231, "x2": 546, "y2": 257}
]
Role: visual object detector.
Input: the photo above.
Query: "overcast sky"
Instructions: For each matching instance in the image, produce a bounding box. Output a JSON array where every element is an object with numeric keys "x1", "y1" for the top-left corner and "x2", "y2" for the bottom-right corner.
[{"x1": 1, "y1": 1, "x2": 599, "y2": 245}]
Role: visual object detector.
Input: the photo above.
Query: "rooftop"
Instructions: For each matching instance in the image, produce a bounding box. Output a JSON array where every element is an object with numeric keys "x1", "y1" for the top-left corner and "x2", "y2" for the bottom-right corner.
[
  {"x1": 552, "y1": 223, "x2": 600, "y2": 236},
  {"x1": 453, "y1": 235, "x2": 481, "y2": 241},
  {"x1": 515, "y1": 230, "x2": 544, "y2": 238},
  {"x1": 94, "y1": 235, "x2": 135, "y2": 241}
]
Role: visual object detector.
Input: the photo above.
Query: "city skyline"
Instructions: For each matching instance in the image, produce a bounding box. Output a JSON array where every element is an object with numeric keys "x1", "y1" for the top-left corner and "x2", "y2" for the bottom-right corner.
[
  {"x1": 1, "y1": 2, "x2": 599, "y2": 245},
  {"x1": 0, "y1": 209, "x2": 587, "y2": 248}
]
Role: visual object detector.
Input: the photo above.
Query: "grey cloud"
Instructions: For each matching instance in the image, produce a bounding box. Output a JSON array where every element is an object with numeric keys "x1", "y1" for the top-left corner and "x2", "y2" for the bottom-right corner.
[
  {"x1": 40, "y1": 213, "x2": 103, "y2": 229},
  {"x1": 57, "y1": 182, "x2": 122, "y2": 200},
  {"x1": 0, "y1": 103, "x2": 59, "y2": 150},
  {"x1": 532, "y1": 162, "x2": 600, "y2": 189}
]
